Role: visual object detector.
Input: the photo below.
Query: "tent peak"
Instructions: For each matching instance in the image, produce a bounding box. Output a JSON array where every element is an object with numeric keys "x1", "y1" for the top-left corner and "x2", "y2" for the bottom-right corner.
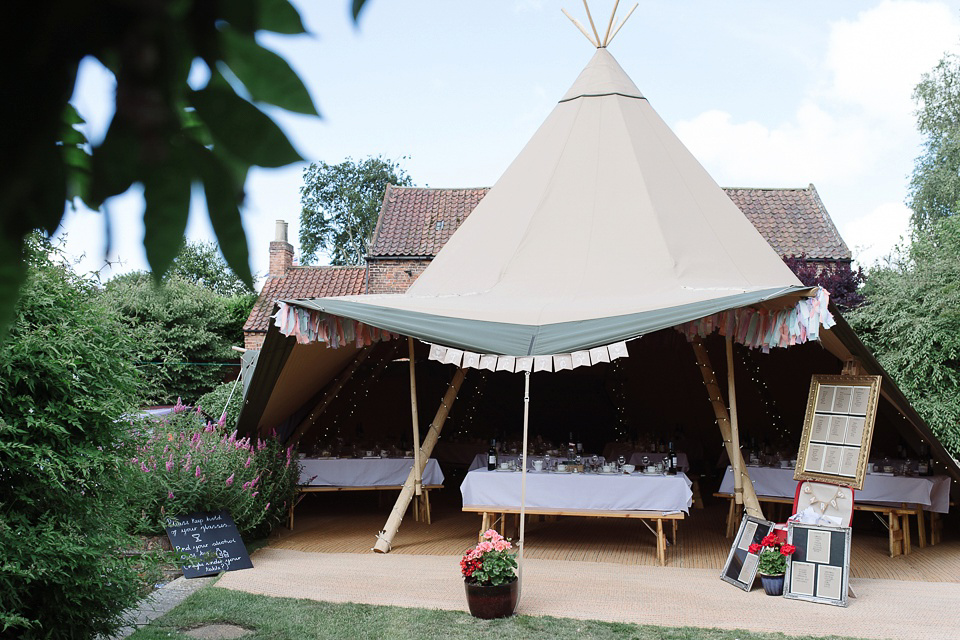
[
  {"x1": 559, "y1": 47, "x2": 644, "y2": 102},
  {"x1": 562, "y1": 2, "x2": 639, "y2": 49}
]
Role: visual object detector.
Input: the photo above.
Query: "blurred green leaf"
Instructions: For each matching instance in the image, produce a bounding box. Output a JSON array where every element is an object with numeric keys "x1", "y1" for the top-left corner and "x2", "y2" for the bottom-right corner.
[
  {"x1": 258, "y1": 0, "x2": 306, "y2": 34},
  {"x1": 142, "y1": 157, "x2": 192, "y2": 281},
  {"x1": 90, "y1": 122, "x2": 139, "y2": 206},
  {"x1": 62, "y1": 145, "x2": 92, "y2": 206},
  {"x1": 352, "y1": 0, "x2": 370, "y2": 21},
  {"x1": 220, "y1": 28, "x2": 318, "y2": 115},
  {"x1": 190, "y1": 144, "x2": 254, "y2": 289},
  {"x1": 0, "y1": 237, "x2": 27, "y2": 342},
  {"x1": 191, "y1": 85, "x2": 302, "y2": 167},
  {"x1": 220, "y1": 0, "x2": 258, "y2": 34}
]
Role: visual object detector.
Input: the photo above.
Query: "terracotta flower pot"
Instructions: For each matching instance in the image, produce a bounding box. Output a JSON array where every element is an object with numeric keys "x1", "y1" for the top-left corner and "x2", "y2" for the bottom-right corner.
[
  {"x1": 464, "y1": 578, "x2": 518, "y2": 619},
  {"x1": 759, "y1": 573, "x2": 785, "y2": 596}
]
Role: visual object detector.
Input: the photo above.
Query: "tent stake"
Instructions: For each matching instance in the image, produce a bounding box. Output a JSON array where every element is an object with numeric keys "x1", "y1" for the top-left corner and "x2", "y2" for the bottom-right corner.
[
  {"x1": 374, "y1": 367, "x2": 467, "y2": 553},
  {"x1": 690, "y1": 337, "x2": 763, "y2": 519},
  {"x1": 408, "y1": 337, "x2": 422, "y2": 497}
]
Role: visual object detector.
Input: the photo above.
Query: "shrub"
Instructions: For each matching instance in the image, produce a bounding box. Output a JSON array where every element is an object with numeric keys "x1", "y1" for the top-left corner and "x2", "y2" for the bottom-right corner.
[
  {"x1": 195, "y1": 379, "x2": 244, "y2": 429},
  {"x1": 128, "y1": 402, "x2": 299, "y2": 539},
  {"x1": 0, "y1": 235, "x2": 147, "y2": 639}
]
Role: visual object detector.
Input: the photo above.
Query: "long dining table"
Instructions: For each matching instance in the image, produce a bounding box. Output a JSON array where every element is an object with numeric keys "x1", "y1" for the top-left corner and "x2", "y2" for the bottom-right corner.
[
  {"x1": 288, "y1": 457, "x2": 445, "y2": 529},
  {"x1": 460, "y1": 468, "x2": 692, "y2": 565},
  {"x1": 717, "y1": 465, "x2": 951, "y2": 554}
]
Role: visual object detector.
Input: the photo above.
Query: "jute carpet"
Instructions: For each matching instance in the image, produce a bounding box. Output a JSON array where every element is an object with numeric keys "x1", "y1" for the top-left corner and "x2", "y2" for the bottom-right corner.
[{"x1": 216, "y1": 548, "x2": 960, "y2": 639}]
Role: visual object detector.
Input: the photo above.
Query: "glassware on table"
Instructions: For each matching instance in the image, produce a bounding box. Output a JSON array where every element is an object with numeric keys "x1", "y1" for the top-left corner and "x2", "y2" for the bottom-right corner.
[
  {"x1": 544, "y1": 453, "x2": 551, "y2": 471},
  {"x1": 617, "y1": 455, "x2": 626, "y2": 471}
]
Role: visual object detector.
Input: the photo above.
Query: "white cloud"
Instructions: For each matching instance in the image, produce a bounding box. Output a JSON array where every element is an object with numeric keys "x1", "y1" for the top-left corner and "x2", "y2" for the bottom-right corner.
[
  {"x1": 824, "y1": 0, "x2": 960, "y2": 123},
  {"x1": 841, "y1": 201, "x2": 912, "y2": 269},
  {"x1": 674, "y1": 103, "x2": 872, "y2": 186},
  {"x1": 673, "y1": 1, "x2": 960, "y2": 263}
]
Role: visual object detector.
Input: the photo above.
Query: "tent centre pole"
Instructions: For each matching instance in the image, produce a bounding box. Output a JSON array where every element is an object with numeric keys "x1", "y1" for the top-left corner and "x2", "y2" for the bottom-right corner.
[
  {"x1": 408, "y1": 337, "x2": 422, "y2": 497},
  {"x1": 690, "y1": 337, "x2": 763, "y2": 519},
  {"x1": 518, "y1": 370, "x2": 531, "y2": 600},
  {"x1": 726, "y1": 336, "x2": 743, "y2": 507},
  {"x1": 374, "y1": 367, "x2": 467, "y2": 553}
]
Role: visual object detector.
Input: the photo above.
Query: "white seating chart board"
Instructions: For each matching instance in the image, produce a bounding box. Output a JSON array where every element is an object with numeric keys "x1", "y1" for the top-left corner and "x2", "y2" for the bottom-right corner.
[{"x1": 795, "y1": 375, "x2": 881, "y2": 491}]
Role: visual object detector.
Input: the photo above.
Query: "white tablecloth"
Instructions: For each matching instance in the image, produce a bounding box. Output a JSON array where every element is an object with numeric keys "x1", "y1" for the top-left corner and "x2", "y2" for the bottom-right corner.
[
  {"x1": 718, "y1": 466, "x2": 950, "y2": 513},
  {"x1": 298, "y1": 458, "x2": 444, "y2": 487},
  {"x1": 467, "y1": 453, "x2": 607, "y2": 472},
  {"x1": 461, "y1": 469, "x2": 693, "y2": 513}
]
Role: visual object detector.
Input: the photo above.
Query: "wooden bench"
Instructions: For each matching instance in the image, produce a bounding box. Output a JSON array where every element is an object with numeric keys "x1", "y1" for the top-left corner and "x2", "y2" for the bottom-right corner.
[
  {"x1": 289, "y1": 484, "x2": 443, "y2": 530},
  {"x1": 462, "y1": 505, "x2": 684, "y2": 566},
  {"x1": 714, "y1": 492, "x2": 931, "y2": 557}
]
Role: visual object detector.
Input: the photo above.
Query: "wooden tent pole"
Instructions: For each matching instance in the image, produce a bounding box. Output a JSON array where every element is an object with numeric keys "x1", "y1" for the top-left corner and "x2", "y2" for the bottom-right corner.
[
  {"x1": 287, "y1": 345, "x2": 375, "y2": 448},
  {"x1": 581, "y1": 0, "x2": 602, "y2": 46},
  {"x1": 374, "y1": 367, "x2": 467, "y2": 553},
  {"x1": 690, "y1": 337, "x2": 763, "y2": 519},
  {"x1": 726, "y1": 336, "x2": 744, "y2": 506},
  {"x1": 408, "y1": 337, "x2": 422, "y2": 497}
]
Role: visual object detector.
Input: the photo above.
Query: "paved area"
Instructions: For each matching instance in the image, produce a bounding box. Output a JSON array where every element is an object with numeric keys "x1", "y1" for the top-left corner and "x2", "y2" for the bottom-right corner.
[
  {"x1": 216, "y1": 547, "x2": 960, "y2": 640},
  {"x1": 109, "y1": 575, "x2": 216, "y2": 639}
]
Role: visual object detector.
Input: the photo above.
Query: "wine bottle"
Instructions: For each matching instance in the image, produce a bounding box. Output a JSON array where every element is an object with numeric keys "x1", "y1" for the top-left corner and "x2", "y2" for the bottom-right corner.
[
  {"x1": 487, "y1": 439, "x2": 497, "y2": 471},
  {"x1": 667, "y1": 441, "x2": 677, "y2": 475}
]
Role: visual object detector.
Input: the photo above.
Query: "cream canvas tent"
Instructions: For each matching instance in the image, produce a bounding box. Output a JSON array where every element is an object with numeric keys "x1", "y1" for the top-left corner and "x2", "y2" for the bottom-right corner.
[{"x1": 237, "y1": 41, "x2": 959, "y2": 559}]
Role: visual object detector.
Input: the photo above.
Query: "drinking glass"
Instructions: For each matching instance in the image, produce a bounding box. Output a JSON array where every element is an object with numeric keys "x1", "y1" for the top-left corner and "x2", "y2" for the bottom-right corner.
[{"x1": 617, "y1": 455, "x2": 626, "y2": 470}]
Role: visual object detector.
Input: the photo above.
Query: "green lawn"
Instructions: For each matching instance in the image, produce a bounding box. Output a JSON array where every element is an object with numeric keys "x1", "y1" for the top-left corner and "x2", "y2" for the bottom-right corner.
[{"x1": 128, "y1": 584, "x2": 871, "y2": 640}]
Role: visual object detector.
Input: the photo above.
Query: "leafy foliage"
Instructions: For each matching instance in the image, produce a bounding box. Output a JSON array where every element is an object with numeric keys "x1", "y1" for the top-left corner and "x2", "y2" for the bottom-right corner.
[
  {"x1": 2, "y1": 0, "x2": 372, "y2": 339},
  {"x1": 847, "y1": 216, "x2": 960, "y2": 458},
  {"x1": 782, "y1": 255, "x2": 866, "y2": 312},
  {"x1": 299, "y1": 156, "x2": 413, "y2": 265},
  {"x1": 0, "y1": 235, "x2": 146, "y2": 638},
  {"x1": 909, "y1": 53, "x2": 960, "y2": 231},
  {"x1": 126, "y1": 403, "x2": 299, "y2": 539},
  {"x1": 102, "y1": 274, "x2": 252, "y2": 405},
  {"x1": 167, "y1": 240, "x2": 256, "y2": 297},
  {"x1": 196, "y1": 379, "x2": 246, "y2": 430}
]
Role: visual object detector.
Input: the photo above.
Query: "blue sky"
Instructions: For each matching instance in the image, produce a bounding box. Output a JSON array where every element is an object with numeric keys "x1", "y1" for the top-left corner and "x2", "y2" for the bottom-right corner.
[{"x1": 59, "y1": 0, "x2": 960, "y2": 283}]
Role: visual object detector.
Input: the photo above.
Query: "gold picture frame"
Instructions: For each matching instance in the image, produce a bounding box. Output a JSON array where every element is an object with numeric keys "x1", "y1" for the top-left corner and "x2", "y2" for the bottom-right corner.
[{"x1": 794, "y1": 374, "x2": 881, "y2": 490}]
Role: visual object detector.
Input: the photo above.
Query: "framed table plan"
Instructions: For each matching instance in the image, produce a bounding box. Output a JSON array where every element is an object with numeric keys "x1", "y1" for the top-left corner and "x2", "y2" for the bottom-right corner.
[
  {"x1": 795, "y1": 375, "x2": 881, "y2": 490},
  {"x1": 784, "y1": 522, "x2": 852, "y2": 607},
  {"x1": 721, "y1": 515, "x2": 775, "y2": 591}
]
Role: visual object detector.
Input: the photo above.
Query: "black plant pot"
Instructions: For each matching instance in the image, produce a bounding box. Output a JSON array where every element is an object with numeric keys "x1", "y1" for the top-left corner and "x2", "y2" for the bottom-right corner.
[
  {"x1": 760, "y1": 573, "x2": 785, "y2": 596},
  {"x1": 464, "y1": 578, "x2": 519, "y2": 619}
]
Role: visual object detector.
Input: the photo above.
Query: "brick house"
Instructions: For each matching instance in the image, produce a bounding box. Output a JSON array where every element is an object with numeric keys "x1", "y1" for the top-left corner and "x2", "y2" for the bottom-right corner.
[{"x1": 243, "y1": 184, "x2": 851, "y2": 349}]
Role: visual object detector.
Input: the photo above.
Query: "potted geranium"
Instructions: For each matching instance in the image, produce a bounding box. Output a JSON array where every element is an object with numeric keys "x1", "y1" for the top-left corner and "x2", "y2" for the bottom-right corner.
[
  {"x1": 749, "y1": 533, "x2": 796, "y2": 596},
  {"x1": 461, "y1": 529, "x2": 518, "y2": 618}
]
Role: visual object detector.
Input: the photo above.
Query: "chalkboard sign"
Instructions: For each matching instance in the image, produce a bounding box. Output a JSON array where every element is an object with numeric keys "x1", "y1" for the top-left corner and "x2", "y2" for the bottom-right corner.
[
  {"x1": 721, "y1": 515, "x2": 775, "y2": 591},
  {"x1": 784, "y1": 522, "x2": 851, "y2": 607},
  {"x1": 164, "y1": 510, "x2": 253, "y2": 578}
]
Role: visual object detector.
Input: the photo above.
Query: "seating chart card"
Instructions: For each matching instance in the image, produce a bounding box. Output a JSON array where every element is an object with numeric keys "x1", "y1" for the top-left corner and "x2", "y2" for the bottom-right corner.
[
  {"x1": 784, "y1": 522, "x2": 851, "y2": 607},
  {"x1": 721, "y1": 515, "x2": 775, "y2": 591},
  {"x1": 795, "y1": 375, "x2": 881, "y2": 490}
]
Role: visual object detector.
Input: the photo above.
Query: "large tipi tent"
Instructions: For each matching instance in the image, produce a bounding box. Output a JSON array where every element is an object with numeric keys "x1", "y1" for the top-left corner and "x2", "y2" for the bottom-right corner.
[
  {"x1": 238, "y1": 36, "x2": 958, "y2": 555},
  {"x1": 274, "y1": 48, "x2": 816, "y2": 358}
]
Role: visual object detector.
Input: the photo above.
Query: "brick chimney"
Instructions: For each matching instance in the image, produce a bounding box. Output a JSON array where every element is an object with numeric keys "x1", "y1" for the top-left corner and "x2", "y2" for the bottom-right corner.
[{"x1": 269, "y1": 220, "x2": 294, "y2": 278}]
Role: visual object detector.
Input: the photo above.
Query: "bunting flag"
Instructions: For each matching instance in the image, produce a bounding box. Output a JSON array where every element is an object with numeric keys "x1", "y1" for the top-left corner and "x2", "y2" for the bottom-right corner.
[
  {"x1": 272, "y1": 302, "x2": 398, "y2": 347},
  {"x1": 674, "y1": 287, "x2": 836, "y2": 352}
]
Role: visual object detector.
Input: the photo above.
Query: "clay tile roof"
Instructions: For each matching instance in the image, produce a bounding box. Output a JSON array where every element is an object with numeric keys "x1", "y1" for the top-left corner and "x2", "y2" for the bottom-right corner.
[
  {"x1": 243, "y1": 266, "x2": 366, "y2": 333},
  {"x1": 367, "y1": 184, "x2": 850, "y2": 262},
  {"x1": 723, "y1": 185, "x2": 852, "y2": 261},
  {"x1": 368, "y1": 185, "x2": 491, "y2": 257}
]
